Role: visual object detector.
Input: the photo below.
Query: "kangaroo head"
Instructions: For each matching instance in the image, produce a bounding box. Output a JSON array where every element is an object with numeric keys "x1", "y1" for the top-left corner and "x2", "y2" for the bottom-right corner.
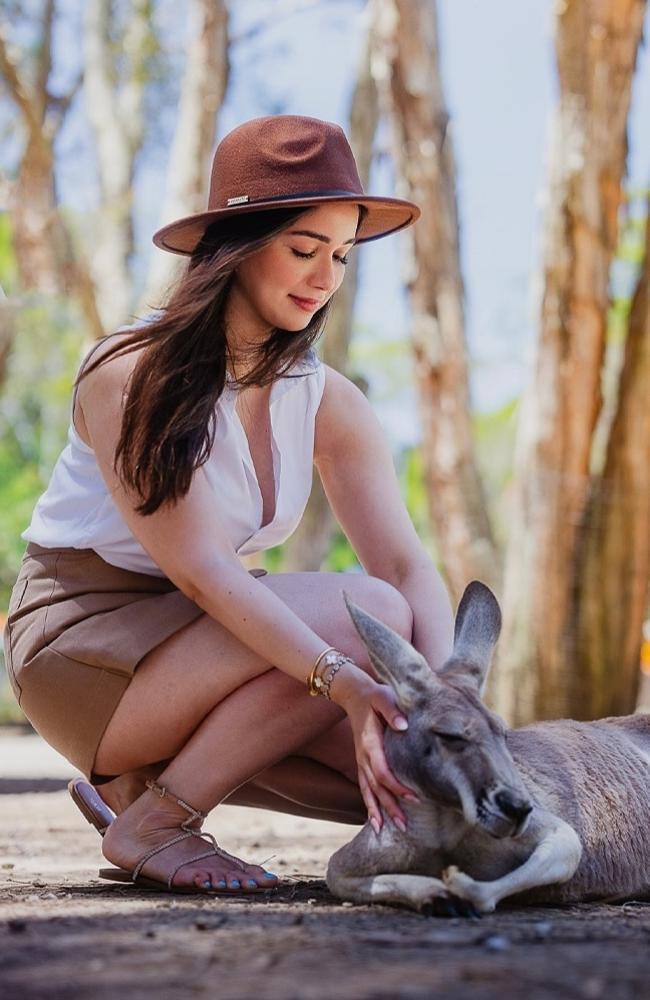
[{"x1": 343, "y1": 581, "x2": 532, "y2": 839}]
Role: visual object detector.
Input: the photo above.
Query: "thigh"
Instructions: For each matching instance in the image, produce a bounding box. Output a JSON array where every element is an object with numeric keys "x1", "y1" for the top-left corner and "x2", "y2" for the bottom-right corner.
[{"x1": 94, "y1": 570, "x2": 412, "y2": 773}]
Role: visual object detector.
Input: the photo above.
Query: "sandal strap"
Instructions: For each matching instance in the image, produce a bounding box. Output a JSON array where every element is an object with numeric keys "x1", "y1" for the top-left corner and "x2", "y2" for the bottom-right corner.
[
  {"x1": 132, "y1": 827, "x2": 234, "y2": 885},
  {"x1": 166, "y1": 847, "x2": 226, "y2": 889},
  {"x1": 133, "y1": 784, "x2": 255, "y2": 887},
  {"x1": 145, "y1": 778, "x2": 207, "y2": 830},
  {"x1": 132, "y1": 829, "x2": 194, "y2": 882}
]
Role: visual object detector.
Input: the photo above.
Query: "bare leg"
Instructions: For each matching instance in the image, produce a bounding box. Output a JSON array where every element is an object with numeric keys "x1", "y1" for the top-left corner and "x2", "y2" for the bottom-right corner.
[
  {"x1": 97, "y1": 571, "x2": 412, "y2": 891},
  {"x1": 96, "y1": 720, "x2": 362, "y2": 823}
]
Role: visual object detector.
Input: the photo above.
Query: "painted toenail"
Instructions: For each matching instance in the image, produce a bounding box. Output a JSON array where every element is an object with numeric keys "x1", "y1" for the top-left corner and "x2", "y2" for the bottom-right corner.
[
  {"x1": 264, "y1": 871, "x2": 277, "y2": 878},
  {"x1": 217, "y1": 880, "x2": 227, "y2": 888},
  {"x1": 247, "y1": 880, "x2": 258, "y2": 887},
  {"x1": 230, "y1": 879, "x2": 241, "y2": 888},
  {"x1": 202, "y1": 880, "x2": 212, "y2": 888}
]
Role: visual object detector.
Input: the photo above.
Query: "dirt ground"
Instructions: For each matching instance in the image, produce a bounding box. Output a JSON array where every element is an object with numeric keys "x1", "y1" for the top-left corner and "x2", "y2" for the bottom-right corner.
[{"x1": 1, "y1": 732, "x2": 649, "y2": 1000}]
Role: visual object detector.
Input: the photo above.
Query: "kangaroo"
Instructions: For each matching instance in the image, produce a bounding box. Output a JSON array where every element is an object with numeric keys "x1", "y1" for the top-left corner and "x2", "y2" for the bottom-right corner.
[{"x1": 327, "y1": 582, "x2": 650, "y2": 915}]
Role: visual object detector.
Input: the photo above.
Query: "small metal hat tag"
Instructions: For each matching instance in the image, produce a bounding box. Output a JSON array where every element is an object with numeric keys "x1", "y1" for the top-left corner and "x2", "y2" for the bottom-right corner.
[{"x1": 227, "y1": 195, "x2": 250, "y2": 206}]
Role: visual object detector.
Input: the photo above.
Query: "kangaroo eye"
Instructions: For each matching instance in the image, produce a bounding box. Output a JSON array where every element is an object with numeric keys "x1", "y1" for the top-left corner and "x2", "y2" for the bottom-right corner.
[{"x1": 435, "y1": 732, "x2": 468, "y2": 749}]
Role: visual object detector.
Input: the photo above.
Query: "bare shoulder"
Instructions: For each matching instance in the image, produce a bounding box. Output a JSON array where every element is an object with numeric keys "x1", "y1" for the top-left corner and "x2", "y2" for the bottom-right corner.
[
  {"x1": 314, "y1": 362, "x2": 380, "y2": 465},
  {"x1": 74, "y1": 331, "x2": 147, "y2": 446}
]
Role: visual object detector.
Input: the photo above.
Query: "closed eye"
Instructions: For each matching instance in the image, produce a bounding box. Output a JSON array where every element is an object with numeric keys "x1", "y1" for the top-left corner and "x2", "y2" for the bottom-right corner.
[
  {"x1": 291, "y1": 248, "x2": 349, "y2": 266},
  {"x1": 434, "y1": 731, "x2": 469, "y2": 748}
]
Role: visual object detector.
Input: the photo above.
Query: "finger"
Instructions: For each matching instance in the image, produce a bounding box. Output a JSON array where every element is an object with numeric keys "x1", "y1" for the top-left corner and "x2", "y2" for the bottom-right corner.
[
  {"x1": 364, "y1": 732, "x2": 419, "y2": 803},
  {"x1": 363, "y1": 766, "x2": 407, "y2": 830},
  {"x1": 371, "y1": 686, "x2": 410, "y2": 732},
  {"x1": 358, "y1": 770, "x2": 382, "y2": 834}
]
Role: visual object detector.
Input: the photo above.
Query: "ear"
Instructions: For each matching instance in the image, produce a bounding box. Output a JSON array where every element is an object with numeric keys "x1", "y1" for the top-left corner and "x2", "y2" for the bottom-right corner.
[
  {"x1": 342, "y1": 590, "x2": 438, "y2": 710},
  {"x1": 439, "y1": 581, "x2": 502, "y2": 693}
]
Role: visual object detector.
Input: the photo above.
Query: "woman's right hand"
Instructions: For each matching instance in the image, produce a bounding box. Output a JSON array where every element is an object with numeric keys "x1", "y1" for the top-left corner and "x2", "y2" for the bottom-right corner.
[{"x1": 330, "y1": 666, "x2": 419, "y2": 834}]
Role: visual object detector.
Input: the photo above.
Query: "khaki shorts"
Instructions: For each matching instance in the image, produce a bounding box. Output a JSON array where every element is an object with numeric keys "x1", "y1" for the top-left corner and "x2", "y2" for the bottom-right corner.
[{"x1": 3, "y1": 542, "x2": 266, "y2": 781}]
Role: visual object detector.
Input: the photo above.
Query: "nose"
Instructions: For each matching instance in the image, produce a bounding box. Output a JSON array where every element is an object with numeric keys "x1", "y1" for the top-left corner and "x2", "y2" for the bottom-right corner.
[
  {"x1": 309, "y1": 255, "x2": 338, "y2": 294},
  {"x1": 494, "y1": 790, "x2": 532, "y2": 823}
]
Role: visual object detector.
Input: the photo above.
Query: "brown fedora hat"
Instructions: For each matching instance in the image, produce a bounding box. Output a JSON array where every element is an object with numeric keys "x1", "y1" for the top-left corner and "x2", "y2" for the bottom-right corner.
[{"x1": 152, "y1": 115, "x2": 420, "y2": 255}]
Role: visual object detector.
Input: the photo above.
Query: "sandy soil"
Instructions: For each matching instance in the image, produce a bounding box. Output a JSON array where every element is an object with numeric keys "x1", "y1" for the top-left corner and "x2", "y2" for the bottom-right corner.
[{"x1": 1, "y1": 734, "x2": 649, "y2": 1000}]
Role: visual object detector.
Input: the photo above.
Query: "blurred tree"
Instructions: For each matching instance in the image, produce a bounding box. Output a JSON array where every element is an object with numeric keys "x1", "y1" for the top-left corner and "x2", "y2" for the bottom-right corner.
[
  {"x1": 143, "y1": 0, "x2": 229, "y2": 306},
  {"x1": 282, "y1": 15, "x2": 379, "y2": 572},
  {"x1": 368, "y1": 0, "x2": 499, "y2": 599},
  {"x1": 0, "y1": 0, "x2": 103, "y2": 343},
  {"x1": 570, "y1": 195, "x2": 650, "y2": 717},
  {"x1": 82, "y1": 0, "x2": 156, "y2": 330},
  {"x1": 494, "y1": 0, "x2": 648, "y2": 723}
]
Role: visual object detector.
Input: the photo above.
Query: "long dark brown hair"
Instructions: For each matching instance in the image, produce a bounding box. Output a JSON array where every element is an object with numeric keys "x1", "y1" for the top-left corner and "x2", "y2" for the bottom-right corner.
[{"x1": 75, "y1": 204, "x2": 367, "y2": 516}]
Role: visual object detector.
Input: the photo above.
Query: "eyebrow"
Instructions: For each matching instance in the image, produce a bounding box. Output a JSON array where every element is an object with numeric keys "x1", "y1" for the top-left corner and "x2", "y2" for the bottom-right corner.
[{"x1": 288, "y1": 229, "x2": 356, "y2": 246}]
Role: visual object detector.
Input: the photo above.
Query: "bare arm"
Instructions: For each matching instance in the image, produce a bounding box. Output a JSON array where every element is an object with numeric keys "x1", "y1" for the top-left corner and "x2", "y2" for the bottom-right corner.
[
  {"x1": 80, "y1": 350, "x2": 353, "y2": 693},
  {"x1": 314, "y1": 365, "x2": 454, "y2": 670},
  {"x1": 79, "y1": 351, "x2": 418, "y2": 825}
]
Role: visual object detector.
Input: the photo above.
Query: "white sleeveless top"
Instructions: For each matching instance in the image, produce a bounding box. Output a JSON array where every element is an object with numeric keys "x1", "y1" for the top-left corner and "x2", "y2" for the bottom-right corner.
[{"x1": 22, "y1": 341, "x2": 326, "y2": 578}]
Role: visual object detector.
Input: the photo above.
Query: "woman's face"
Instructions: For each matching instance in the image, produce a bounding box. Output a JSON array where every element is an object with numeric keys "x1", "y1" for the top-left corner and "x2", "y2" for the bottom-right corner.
[{"x1": 227, "y1": 202, "x2": 360, "y2": 337}]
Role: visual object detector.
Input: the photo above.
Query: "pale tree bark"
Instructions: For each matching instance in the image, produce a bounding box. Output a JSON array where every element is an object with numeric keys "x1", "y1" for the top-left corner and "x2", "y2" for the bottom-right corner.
[
  {"x1": 570, "y1": 200, "x2": 650, "y2": 716},
  {"x1": 0, "y1": 3, "x2": 103, "y2": 339},
  {"x1": 282, "y1": 19, "x2": 379, "y2": 572},
  {"x1": 143, "y1": 0, "x2": 229, "y2": 307},
  {"x1": 83, "y1": 0, "x2": 153, "y2": 331},
  {"x1": 494, "y1": 0, "x2": 646, "y2": 724},
  {"x1": 368, "y1": 0, "x2": 499, "y2": 601}
]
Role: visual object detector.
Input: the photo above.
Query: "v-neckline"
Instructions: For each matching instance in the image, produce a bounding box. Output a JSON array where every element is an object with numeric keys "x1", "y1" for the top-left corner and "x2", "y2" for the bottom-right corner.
[{"x1": 232, "y1": 383, "x2": 279, "y2": 531}]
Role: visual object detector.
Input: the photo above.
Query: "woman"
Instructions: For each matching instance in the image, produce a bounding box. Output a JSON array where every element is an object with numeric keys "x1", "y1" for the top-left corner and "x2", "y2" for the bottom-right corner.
[{"x1": 3, "y1": 115, "x2": 454, "y2": 895}]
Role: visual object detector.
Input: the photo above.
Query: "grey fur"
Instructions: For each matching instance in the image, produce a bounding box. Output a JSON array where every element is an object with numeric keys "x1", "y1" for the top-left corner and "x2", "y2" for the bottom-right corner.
[{"x1": 327, "y1": 582, "x2": 650, "y2": 914}]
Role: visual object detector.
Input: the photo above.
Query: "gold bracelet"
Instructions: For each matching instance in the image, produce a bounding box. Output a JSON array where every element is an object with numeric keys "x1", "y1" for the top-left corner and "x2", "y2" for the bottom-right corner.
[
  {"x1": 321, "y1": 654, "x2": 354, "y2": 700},
  {"x1": 306, "y1": 647, "x2": 338, "y2": 696}
]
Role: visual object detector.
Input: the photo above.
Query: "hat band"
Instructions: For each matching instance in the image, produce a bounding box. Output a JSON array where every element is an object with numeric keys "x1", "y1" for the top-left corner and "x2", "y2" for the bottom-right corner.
[{"x1": 223, "y1": 188, "x2": 364, "y2": 208}]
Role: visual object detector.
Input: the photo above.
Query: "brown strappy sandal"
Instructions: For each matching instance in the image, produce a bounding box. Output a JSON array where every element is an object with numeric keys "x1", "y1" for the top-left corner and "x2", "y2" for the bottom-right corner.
[{"x1": 98, "y1": 779, "x2": 278, "y2": 895}]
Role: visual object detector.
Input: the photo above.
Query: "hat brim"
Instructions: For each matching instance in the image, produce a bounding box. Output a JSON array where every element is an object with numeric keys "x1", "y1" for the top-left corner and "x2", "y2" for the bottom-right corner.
[{"x1": 151, "y1": 195, "x2": 420, "y2": 255}]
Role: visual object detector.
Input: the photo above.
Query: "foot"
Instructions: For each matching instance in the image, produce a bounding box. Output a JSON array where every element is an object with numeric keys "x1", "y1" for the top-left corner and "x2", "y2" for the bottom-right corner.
[
  {"x1": 101, "y1": 785, "x2": 278, "y2": 892},
  {"x1": 96, "y1": 765, "x2": 163, "y2": 816}
]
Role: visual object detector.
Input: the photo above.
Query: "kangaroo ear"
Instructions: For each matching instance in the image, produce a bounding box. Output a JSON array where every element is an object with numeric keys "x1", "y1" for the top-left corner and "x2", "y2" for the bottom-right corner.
[
  {"x1": 343, "y1": 591, "x2": 438, "y2": 709},
  {"x1": 438, "y1": 581, "x2": 502, "y2": 693}
]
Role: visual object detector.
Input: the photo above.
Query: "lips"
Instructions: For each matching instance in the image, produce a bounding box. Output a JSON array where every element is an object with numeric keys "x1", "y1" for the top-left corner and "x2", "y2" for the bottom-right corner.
[{"x1": 289, "y1": 295, "x2": 321, "y2": 311}]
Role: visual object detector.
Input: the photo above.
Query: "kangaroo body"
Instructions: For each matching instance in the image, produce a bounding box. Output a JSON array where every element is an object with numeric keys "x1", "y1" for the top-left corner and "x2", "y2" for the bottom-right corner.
[{"x1": 327, "y1": 585, "x2": 650, "y2": 914}]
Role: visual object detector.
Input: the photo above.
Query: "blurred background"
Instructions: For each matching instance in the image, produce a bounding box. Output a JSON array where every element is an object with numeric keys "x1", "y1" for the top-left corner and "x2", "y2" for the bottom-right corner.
[{"x1": 1, "y1": 0, "x2": 649, "y2": 735}]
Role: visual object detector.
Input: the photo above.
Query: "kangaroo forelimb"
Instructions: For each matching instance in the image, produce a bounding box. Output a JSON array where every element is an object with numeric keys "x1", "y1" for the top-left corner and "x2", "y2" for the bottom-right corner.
[{"x1": 442, "y1": 818, "x2": 582, "y2": 913}]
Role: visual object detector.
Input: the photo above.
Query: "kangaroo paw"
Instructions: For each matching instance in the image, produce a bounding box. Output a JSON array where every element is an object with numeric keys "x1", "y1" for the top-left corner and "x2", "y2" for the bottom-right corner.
[{"x1": 442, "y1": 866, "x2": 497, "y2": 914}]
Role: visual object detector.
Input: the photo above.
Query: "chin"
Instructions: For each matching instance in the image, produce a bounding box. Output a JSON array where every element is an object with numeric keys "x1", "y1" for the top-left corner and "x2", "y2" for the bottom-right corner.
[{"x1": 281, "y1": 316, "x2": 312, "y2": 332}]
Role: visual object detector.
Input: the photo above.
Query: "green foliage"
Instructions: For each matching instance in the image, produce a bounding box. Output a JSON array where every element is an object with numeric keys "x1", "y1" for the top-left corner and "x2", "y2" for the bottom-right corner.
[
  {"x1": 0, "y1": 294, "x2": 87, "y2": 605},
  {"x1": 323, "y1": 531, "x2": 359, "y2": 572},
  {"x1": 0, "y1": 213, "x2": 17, "y2": 293},
  {"x1": 472, "y1": 399, "x2": 519, "y2": 548},
  {"x1": 396, "y1": 444, "x2": 435, "y2": 556},
  {"x1": 0, "y1": 670, "x2": 24, "y2": 724}
]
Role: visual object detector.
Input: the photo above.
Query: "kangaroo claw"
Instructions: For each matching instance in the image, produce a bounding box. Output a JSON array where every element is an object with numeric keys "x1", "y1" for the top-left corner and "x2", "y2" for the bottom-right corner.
[{"x1": 421, "y1": 893, "x2": 479, "y2": 919}]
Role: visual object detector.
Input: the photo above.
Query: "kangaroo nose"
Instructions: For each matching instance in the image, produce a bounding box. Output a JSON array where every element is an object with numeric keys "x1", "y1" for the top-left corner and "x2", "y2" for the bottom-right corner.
[{"x1": 494, "y1": 790, "x2": 532, "y2": 822}]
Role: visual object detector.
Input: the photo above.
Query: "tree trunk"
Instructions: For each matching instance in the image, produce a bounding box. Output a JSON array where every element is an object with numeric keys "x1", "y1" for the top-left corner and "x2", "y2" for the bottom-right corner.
[
  {"x1": 368, "y1": 0, "x2": 499, "y2": 601},
  {"x1": 0, "y1": 10, "x2": 104, "y2": 341},
  {"x1": 570, "y1": 198, "x2": 650, "y2": 716},
  {"x1": 494, "y1": 0, "x2": 646, "y2": 724},
  {"x1": 282, "y1": 24, "x2": 379, "y2": 572},
  {"x1": 83, "y1": 0, "x2": 152, "y2": 331},
  {"x1": 143, "y1": 0, "x2": 229, "y2": 307}
]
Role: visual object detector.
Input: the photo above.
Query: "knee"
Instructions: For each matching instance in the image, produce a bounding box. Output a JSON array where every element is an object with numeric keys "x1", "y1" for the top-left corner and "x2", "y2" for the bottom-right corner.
[{"x1": 350, "y1": 576, "x2": 414, "y2": 643}]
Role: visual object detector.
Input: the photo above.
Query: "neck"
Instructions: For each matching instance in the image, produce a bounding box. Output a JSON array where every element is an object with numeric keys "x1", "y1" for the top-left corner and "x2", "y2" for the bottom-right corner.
[{"x1": 223, "y1": 286, "x2": 272, "y2": 380}]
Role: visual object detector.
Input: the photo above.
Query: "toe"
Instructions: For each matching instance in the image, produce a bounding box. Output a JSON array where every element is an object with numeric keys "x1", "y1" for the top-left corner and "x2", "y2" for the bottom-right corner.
[
  {"x1": 248, "y1": 863, "x2": 278, "y2": 885},
  {"x1": 188, "y1": 868, "x2": 214, "y2": 889}
]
